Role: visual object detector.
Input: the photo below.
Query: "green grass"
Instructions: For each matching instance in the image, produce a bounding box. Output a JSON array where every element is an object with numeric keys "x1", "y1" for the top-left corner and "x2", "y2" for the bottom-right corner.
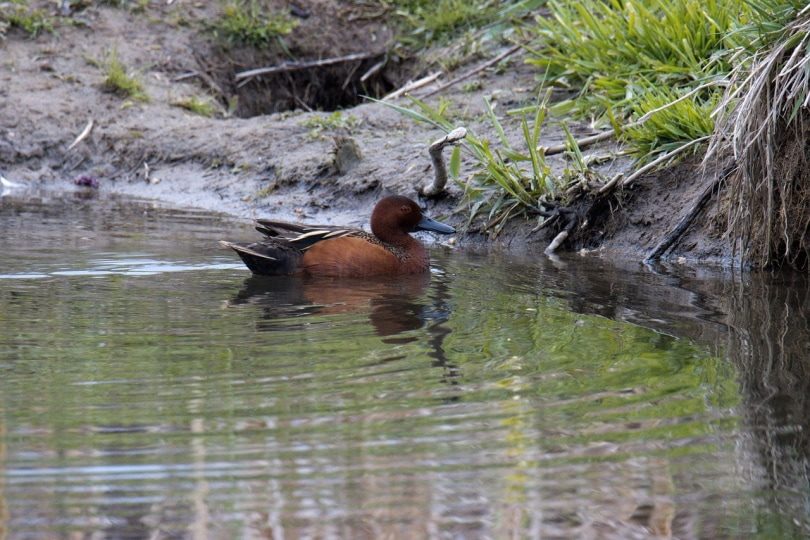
[
  {"x1": 101, "y1": 50, "x2": 149, "y2": 102},
  {"x1": 300, "y1": 111, "x2": 361, "y2": 139},
  {"x1": 172, "y1": 96, "x2": 218, "y2": 117},
  {"x1": 385, "y1": 0, "x2": 541, "y2": 52},
  {"x1": 523, "y1": 0, "x2": 808, "y2": 163},
  {"x1": 623, "y1": 86, "x2": 718, "y2": 161},
  {"x1": 389, "y1": 0, "x2": 498, "y2": 44},
  {"x1": 376, "y1": 94, "x2": 595, "y2": 234},
  {"x1": 213, "y1": 1, "x2": 298, "y2": 47},
  {"x1": 1, "y1": 3, "x2": 54, "y2": 38},
  {"x1": 527, "y1": 0, "x2": 740, "y2": 118},
  {"x1": 381, "y1": 0, "x2": 810, "y2": 237}
]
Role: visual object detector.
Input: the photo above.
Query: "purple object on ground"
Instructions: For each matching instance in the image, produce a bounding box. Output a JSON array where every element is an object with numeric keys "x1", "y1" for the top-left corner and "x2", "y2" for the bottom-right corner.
[{"x1": 73, "y1": 175, "x2": 99, "y2": 189}]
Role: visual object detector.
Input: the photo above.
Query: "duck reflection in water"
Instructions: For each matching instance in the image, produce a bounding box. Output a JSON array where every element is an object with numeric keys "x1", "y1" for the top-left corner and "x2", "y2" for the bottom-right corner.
[{"x1": 229, "y1": 273, "x2": 437, "y2": 343}]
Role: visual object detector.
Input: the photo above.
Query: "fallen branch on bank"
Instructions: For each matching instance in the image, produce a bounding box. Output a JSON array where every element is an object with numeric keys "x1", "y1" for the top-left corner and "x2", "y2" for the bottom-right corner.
[
  {"x1": 540, "y1": 130, "x2": 615, "y2": 156},
  {"x1": 643, "y1": 170, "x2": 726, "y2": 263}
]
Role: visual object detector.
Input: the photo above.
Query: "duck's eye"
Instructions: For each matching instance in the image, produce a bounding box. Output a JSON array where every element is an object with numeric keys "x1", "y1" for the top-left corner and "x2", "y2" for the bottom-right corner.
[{"x1": 400, "y1": 205, "x2": 411, "y2": 214}]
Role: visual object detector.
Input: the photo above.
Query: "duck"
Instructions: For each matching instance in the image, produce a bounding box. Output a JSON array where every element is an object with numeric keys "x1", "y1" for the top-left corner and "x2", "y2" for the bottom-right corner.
[{"x1": 221, "y1": 195, "x2": 455, "y2": 277}]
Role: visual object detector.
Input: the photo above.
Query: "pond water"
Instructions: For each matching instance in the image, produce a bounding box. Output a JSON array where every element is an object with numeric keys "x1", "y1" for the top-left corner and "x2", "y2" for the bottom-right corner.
[{"x1": 1, "y1": 193, "x2": 809, "y2": 539}]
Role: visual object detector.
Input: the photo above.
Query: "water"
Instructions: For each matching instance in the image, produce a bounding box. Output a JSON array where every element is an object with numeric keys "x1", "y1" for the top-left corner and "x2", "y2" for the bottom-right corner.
[{"x1": 1, "y1": 193, "x2": 809, "y2": 539}]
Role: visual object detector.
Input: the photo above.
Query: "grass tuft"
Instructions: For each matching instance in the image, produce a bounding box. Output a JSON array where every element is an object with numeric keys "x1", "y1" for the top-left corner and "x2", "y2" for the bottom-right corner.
[
  {"x1": 527, "y1": 0, "x2": 739, "y2": 118},
  {"x1": 300, "y1": 111, "x2": 361, "y2": 139},
  {"x1": 172, "y1": 96, "x2": 218, "y2": 117},
  {"x1": 1, "y1": 3, "x2": 54, "y2": 38},
  {"x1": 391, "y1": 0, "x2": 496, "y2": 43},
  {"x1": 101, "y1": 50, "x2": 149, "y2": 102},
  {"x1": 623, "y1": 86, "x2": 717, "y2": 162},
  {"x1": 375, "y1": 93, "x2": 595, "y2": 234},
  {"x1": 213, "y1": 1, "x2": 298, "y2": 47}
]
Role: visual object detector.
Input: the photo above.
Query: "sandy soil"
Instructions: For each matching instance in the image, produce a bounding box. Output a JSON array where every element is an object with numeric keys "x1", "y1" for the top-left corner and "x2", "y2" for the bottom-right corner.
[{"x1": 0, "y1": 1, "x2": 730, "y2": 265}]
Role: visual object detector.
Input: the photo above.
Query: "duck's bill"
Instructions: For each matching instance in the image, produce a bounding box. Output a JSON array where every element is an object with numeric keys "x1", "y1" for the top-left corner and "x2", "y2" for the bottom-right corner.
[{"x1": 416, "y1": 216, "x2": 455, "y2": 234}]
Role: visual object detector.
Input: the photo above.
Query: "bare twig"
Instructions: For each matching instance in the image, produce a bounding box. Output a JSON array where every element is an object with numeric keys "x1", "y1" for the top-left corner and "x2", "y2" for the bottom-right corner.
[
  {"x1": 422, "y1": 127, "x2": 467, "y2": 198},
  {"x1": 67, "y1": 118, "x2": 94, "y2": 151},
  {"x1": 419, "y1": 43, "x2": 524, "y2": 99},
  {"x1": 621, "y1": 136, "x2": 710, "y2": 188},
  {"x1": 235, "y1": 52, "x2": 380, "y2": 86},
  {"x1": 191, "y1": 52, "x2": 227, "y2": 100},
  {"x1": 172, "y1": 71, "x2": 201, "y2": 82},
  {"x1": 383, "y1": 72, "x2": 442, "y2": 101},
  {"x1": 360, "y1": 57, "x2": 387, "y2": 83},
  {"x1": 597, "y1": 173, "x2": 624, "y2": 195},
  {"x1": 540, "y1": 130, "x2": 615, "y2": 156}
]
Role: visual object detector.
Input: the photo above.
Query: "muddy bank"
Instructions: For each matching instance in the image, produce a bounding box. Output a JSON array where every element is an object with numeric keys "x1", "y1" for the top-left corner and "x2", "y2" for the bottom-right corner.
[{"x1": 0, "y1": 1, "x2": 730, "y2": 265}]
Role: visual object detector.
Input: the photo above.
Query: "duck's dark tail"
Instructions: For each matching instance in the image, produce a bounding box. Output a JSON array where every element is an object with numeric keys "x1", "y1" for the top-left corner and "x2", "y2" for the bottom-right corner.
[{"x1": 219, "y1": 241, "x2": 302, "y2": 275}]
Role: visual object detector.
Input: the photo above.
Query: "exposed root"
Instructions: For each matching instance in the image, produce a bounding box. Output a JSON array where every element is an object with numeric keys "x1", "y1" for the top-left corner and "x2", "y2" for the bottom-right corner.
[{"x1": 544, "y1": 207, "x2": 577, "y2": 255}]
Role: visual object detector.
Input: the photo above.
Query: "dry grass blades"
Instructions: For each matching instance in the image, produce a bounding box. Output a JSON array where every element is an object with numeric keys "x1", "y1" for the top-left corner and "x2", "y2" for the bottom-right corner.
[{"x1": 708, "y1": 5, "x2": 810, "y2": 268}]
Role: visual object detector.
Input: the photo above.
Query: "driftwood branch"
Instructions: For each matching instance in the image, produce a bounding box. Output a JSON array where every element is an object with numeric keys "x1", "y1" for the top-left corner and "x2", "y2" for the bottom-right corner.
[
  {"x1": 644, "y1": 171, "x2": 725, "y2": 263},
  {"x1": 419, "y1": 43, "x2": 524, "y2": 99},
  {"x1": 422, "y1": 127, "x2": 467, "y2": 198},
  {"x1": 235, "y1": 52, "x2": 380, "y2": 86}
]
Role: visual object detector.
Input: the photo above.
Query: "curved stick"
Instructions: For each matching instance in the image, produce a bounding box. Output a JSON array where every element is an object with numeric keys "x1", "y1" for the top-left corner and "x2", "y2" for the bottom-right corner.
[{"x1": 422, "y1": 127, "x2": 467, "y2": 198}]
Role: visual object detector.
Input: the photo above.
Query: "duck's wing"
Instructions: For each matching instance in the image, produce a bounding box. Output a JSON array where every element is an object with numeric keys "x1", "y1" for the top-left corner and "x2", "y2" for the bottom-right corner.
[
  {"x1": 255, "y1": 219, "x2": 364, "y2": 251},
  {"x1": 219, "y1": 240, "x2": 303, "y2": 275}
]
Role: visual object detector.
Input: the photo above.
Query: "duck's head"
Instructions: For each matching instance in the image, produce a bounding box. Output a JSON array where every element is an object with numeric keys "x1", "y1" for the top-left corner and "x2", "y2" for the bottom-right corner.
[{"x1": 371, "y1": 196, "x2": 455, "y2": 242}]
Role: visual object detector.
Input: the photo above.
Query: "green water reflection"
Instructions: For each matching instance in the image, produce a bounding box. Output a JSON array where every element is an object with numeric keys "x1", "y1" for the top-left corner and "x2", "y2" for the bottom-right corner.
[{"x1": 0, "y1": 194, "x2": 807, "y2": 538}]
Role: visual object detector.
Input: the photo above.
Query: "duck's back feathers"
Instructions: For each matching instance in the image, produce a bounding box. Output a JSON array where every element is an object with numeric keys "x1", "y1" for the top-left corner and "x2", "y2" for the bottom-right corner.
[{"x1": 255, "y1": 219, "x2": 360, "y2": 251}]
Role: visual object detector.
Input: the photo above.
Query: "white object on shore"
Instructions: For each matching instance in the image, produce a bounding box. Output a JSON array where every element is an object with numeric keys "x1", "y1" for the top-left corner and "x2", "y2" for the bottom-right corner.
[
  {"x1": 0, "y1": 176, "x2": 23, "y2": 189},
  {"x1": 1, "y1": 175, "x2": 24, "y2": 196}
]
